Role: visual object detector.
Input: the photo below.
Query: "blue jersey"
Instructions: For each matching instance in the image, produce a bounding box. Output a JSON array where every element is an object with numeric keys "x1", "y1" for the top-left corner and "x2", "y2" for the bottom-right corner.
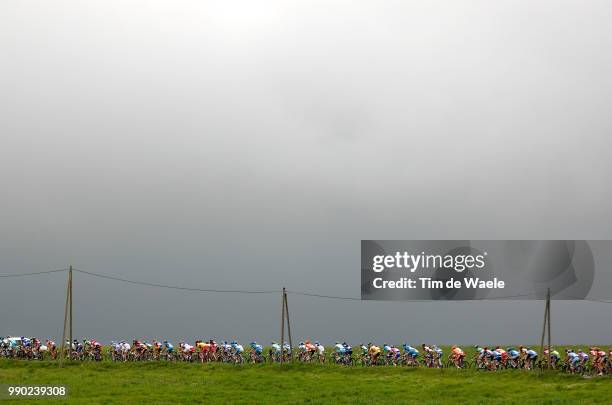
[{"x1": 403, "y1": 345, "x2": 418, "y2": 357}]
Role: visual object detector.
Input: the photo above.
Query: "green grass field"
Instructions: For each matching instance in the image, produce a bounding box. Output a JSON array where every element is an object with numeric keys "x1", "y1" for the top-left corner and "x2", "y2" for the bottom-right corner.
[{"x1": 1, "y1": 358, "x2": 611, "y2": 404}]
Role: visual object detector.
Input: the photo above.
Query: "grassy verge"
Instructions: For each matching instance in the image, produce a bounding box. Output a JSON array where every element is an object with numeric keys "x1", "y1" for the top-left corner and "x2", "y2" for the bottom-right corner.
[{"x1": 1, "y1": 359, "x2": 611, "y2": 404}]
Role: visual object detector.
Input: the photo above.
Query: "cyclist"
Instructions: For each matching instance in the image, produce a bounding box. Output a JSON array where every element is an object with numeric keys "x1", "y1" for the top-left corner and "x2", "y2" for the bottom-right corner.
[
  {"x1": 382, "y1": 343, "x2": 392, "y2": 359},
  {"x1": 523, "y1": 347, "x2": 538, "y2": 370},
  {"x1": 45, "y1": 339, "x2": 57, "y2": 359},
  {"x1": 231, "y1": 341, "x2": 244, "y2": 353},
  {"x1": 472, "y1": 345, "x2": 484, "y2": 367},
  {"x1": 226, "y1": 341, "x2": 242, "y2": 362},
  {"x1": 109, "y1": 341, "x2": 120, "y2": 360},
  {"x1": 120, "y1": 341, "x2": 130, "y2": 360},
  {"x1": 403, "y1": 344, "x2": 419, "y2": 363},
  {"x1": 391, "y1": 345, "x2": 401, "y2": 364},
  {"x1": 494, "y1": 347, "x2": 508, "y2": 367},
  {"x1": 248, "y1": 342, "x2": 264, "y2": 362},
  {"x1": 342, "y1": 342, "x2": 352, "y2": 356},
  {"x1": 270, "y1": 341, "x2": 281, "y2": 353},
  {"x1": 544, "y1": 348, "x2": 560, "y2": 368},
  {"x1": 383, "y1": 344, "x2": 399, "y2": 365},
  {"x1": 507, "y1": 347, "x2": 520, "y2": 368},
  {"x1": 591, "y1": 347, "x2": 607, "y2": 375},
  {"x1": 37, "y1": 341, "x2": 48, "y2": 359},
  {"x1": 315, "y1": 341, "x2": 325, "y2": 362},
  {"x1": 270, "y1": 341, "x2": 282, "y2": 361},
  {"x1": 491, "y1": 348, "x2": 504, "y2": 367},
  {"x1": 368, "y1": 343, "x2": 381, "y2": 365},
  {"x1": 565, "y1": 349, "x2": 581, "y2": 372},
  {"x1": 74, "y1": 339, "x2": 83, "y2": 356},
  {"x1": 282, "y1": 342, "x2": 291, "y2": 357},
  {"x1": 297, "y1": 341, "x2": 306, "y2": 359},
  {"x1": 433, "y1": 345, "x2": 443, "y2": 368},
  {"x1": 434, "y1": 345, "x2": 443, "y2": 363},
  {"x1": 220, "y1": 341, "x2": 231, "y2": 356},
  {"x1": 151, "y1": 340, "x2": 162, "y2": 359},
  {"x1": 250, "y1": 341, "x2": 263, "y2": 355},
  {"x1": 334, "y1": 341, "x2": 345, "y2": 354},
  {"x1": 479, "y1": 347, "x2": 496, "y2": 369},
  {"x1": 451, "y1": 345, "x2": 465, "y2": 368},
  {"x1": 304, "y1": 340, "x2": 317, "y2": 358},
  {"x1": 421, "y1": 344, "x2": 435, "y2": 367},
  {"x1": 132, "y1": 339, "x2": 145, "y2": 359},
  {"x1": 357, "y1": 343, "x2": 368, "y2": 362},
  {"x1": 577, "y1": 349, "x2": 589, "y2": 368}
]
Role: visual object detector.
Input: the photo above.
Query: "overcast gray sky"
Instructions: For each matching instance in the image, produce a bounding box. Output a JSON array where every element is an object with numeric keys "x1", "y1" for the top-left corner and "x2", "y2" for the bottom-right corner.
[{"x1": 1, "y1": 0, "x2": 611, "y2": 345}]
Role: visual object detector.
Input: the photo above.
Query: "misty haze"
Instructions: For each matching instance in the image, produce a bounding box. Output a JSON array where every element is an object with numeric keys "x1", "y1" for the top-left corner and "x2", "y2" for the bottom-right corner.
[{"x1": 1, "y1": 0, "x2": 611, "y2": 345}]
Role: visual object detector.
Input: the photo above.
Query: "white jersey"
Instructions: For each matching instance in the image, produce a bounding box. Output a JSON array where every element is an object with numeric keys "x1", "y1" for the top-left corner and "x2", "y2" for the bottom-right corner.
[{"x1": 317, "y1": 345, "x2": 325, "y2": 354}]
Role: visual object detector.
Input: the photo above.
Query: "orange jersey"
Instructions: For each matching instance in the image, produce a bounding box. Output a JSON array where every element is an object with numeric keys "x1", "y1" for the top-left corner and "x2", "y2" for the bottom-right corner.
[{"x1": 452, "y1": 348, "x2": 464, "y2": 356}]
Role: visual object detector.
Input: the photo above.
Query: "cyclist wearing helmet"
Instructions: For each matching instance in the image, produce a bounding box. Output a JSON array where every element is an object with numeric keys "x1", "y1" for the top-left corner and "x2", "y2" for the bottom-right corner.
[
  {"x1": 403, "y1": 344, "x2": 419, "y2": 359},
  {"x1": 565, "y1": 349, "x2": 580, "y2": 371},
  {"x1": 507, "y1": 347, "x2": 519, "y2": 360},
  {"x1": 304, "y1": 340, "x2": 316, "y2": 355},
  {"x1": 231, "y1": 341, "x2": 244, "y2": 354},
  {"x1": 250, "y1": 342, "x2": 263, "y2": 354},
  {"x1": 451, "y1": 345, "x2": 465, "y2": 368},
  {"x1": 368, "y1": 343, "x2": 381, "y2": 363}
]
